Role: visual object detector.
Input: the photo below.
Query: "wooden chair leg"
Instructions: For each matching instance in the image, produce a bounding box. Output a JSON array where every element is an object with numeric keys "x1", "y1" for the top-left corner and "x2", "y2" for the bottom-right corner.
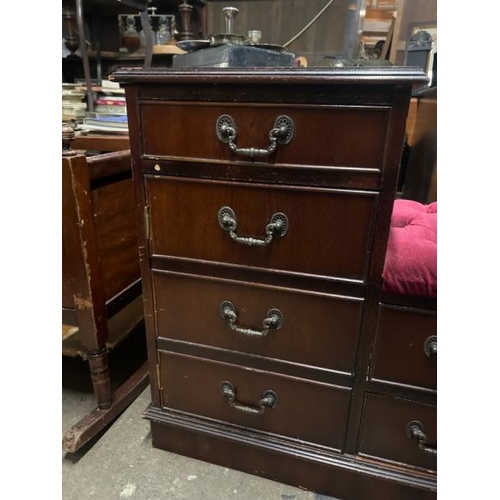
[
  {"x1": 87, "y1": 348, "x2": 112, "y2": 410},
  {"x1": 62, "y1": 363, "x2": 149, "y2": 453}
]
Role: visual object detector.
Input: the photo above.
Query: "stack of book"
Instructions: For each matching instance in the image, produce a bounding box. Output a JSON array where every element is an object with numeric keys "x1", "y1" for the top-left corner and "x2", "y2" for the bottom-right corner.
[
  {"x1": 94, "y1": 95, "x2": 127, "y2": 115},
  {"x1": 78, "y1": 112, "x2": 129, "y2": 134},
  {"x1": 62, "y1": 83, "x2": 87, "y2": 123},
  {"x1": 76, "y1": 79, "x2": 128, "y2": 135}
]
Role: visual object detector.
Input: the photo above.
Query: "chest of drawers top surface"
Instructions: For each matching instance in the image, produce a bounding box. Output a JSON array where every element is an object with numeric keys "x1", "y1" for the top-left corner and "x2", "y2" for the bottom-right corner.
[{"x1": 112, "y1": 66, "x2": 428, "y2": 88}]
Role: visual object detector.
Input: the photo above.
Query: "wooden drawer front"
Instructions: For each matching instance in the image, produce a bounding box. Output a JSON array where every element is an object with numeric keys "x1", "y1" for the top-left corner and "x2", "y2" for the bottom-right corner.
[
  {"x1": 358, "y1": 394, "x2": 436, "y2": 471},
  {"x1": 153, "y1": 272, "x2": 363, "y2": 372},
  {"x1": 140, "y1": 102, "x2": 389, "y2": 169},
  {"x1": 147, "y1": 176, "x2": 377, "y2": 281},
  {"x1": 370, "y1": 305, "x2": 437, "y2": 390},
  {"x1": 160, "y1": 351, "x2": 351, "y2": 450}
]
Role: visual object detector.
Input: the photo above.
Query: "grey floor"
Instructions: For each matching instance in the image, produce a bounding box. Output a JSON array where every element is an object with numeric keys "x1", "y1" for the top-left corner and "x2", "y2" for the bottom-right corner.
[{"x1": 62, "y1": 350, "x2": 339, "y2": 500}]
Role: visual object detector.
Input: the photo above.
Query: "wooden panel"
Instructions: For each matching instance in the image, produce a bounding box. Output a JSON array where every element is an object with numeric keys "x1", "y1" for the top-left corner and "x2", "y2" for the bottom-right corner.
[
  {"x1": 72, "y1": 134, "x2": 130, "y2": 153},
  {"x1": 159, "y1": 351, "x2": 351, "y2": 450},
  {"x1": 140, "y1": 102, "x2": 390, "y2": 169},
  {"x1": 152, "y1": 271, "x2": 363, "y2": 372},
  {"x1": 150, "y1": 417, "x2": 437, "y2": 500},
  {"x1": 147, "y1": 176, "x2": 378, "y2": 281},
  {"x1": 370, "y1": 304, "x2": 437, "y2": 390},
  {"x1": 402, "y1": 91, "x2": 437, "y2": 203},
  {"x1": 358, "y1": 393, "x2": 436, "y2": 471},
  {"x1": 87, "y1": 149, "x2": 132, "y2": 181},
  {"x1": 91, "y1": 178, "x2": 141, "y2": 301}
]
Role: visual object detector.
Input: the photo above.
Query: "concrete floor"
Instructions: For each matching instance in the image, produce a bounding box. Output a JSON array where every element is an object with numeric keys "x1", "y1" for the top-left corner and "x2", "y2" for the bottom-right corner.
[{"x1": 62, "y1": 337, "x2": 340, "y2": 500}]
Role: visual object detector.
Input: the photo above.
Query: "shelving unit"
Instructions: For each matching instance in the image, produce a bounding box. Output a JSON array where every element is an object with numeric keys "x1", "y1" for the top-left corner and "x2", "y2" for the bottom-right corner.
[
  {"x1": 62, "y1": 0, "x2": 206, "y2": 88},
  {"x1": 361, "y1": 0, "x2": 397, "y2": 57}
]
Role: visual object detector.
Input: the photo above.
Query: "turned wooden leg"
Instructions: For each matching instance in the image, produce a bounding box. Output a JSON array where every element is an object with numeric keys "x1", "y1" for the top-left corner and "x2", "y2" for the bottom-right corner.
[
  {"x1": 62, "y1": 124, "x2": 76, "y2": 156},
  {"x1": 86, "y1": 348, "x2": 112, "y2": 410},
  {"x1": 63, "y1": 7, "x2": 79, "y2": 55}
]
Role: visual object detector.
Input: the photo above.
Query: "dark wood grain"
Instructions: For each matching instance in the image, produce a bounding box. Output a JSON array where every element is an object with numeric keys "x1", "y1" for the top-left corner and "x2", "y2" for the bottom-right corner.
[
  {"x1": 357, "y1": 393, "x2": 437, "y2": 471},
  {"x1": 72, "y1": 134, "x2": 130, "y2": 153},
  {"x1": 91, "y1": 177, "x2": 140, "y2": 301},
  {"x1": 62, "y1": 153, "x2": 108, "y2": 350},
  {"x1": 62, "y1": 148, "x2": 145, "y2": 443},
  {"x1": 369, "y1": 304, "x2": 437, "y2": 391},
  {"x1": 140, "y1": 157, "x2": 382, "y2": 191},
  {"x1": 146, "y1": 176, "x2": 378, "y2": 281},
  {"x1": 115, "y1": 67, "x2": 434, "y2": 497},
  {"x1": 140, "y1": 102, "x2": 389, "y2": 169},
  {"x1": 147, "y1": 408, "x2": 437, "y2": 500},
  {"x1": 152, "y1": 270, "x2": 363, "y2": 373},
  {"x1": 159, "y1": 351, "x2": 351, "y2": 450}
]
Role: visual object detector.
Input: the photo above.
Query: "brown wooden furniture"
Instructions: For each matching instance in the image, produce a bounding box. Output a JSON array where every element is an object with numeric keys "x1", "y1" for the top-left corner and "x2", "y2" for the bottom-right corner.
[
  {"x1": 402, "y1": 87, "x2": 437, "y2": 203},
  {"x1": 62, "y1": 131, "x2": 148, "y2": 452},
  {"x1": 113, "y1": 66, "x2": 433, "y2": 499},
  {"x1": 72, "y1": 133, "x2": 130, "y2": 153},
  {"x1": 62, "y1": 0, "x2": 207, "y2": 87},
  {"x1": 374, "y1": 290, "x2": 437, "y2": 469}
]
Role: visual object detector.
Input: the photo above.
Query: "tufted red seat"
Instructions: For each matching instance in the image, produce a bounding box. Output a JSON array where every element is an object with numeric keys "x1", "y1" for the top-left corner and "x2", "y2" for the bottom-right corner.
[{"x1": 382, "y1": 199, "x2": 437, "y2": 299}]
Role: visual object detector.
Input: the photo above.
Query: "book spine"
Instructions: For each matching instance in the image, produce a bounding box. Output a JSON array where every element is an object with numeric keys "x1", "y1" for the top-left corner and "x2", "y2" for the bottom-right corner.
[
  {"x1": 95, "y1": 98, "x2": 126, "y2": 106},
  {"x1": 94, "y1": 105, "x2": 127, "y2": 114}
]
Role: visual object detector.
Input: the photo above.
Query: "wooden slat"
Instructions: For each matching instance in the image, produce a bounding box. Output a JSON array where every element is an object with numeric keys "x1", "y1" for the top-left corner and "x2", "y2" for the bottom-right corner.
[{"x1": 72, "y1": 134, "x2": 130, "y2": 152}]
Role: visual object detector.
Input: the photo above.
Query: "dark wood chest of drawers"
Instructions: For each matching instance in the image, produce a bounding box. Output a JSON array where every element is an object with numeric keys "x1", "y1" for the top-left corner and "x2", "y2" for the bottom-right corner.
[{"x1": 114, "y1": 67, "x2": 434, "y2": 499}]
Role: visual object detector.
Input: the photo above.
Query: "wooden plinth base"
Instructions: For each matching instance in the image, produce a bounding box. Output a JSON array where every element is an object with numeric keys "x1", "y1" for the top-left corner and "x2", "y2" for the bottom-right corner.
[{"x1": 144, "y1": 405, "x2": 436, "y2": 500}]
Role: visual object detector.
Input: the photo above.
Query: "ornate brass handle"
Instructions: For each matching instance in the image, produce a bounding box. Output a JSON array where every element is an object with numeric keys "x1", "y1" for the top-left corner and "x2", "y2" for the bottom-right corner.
[
  {"x1": 220, "y1": 381, "x2": 279, "y2": 415},
  {"x1": 216, "y1": 114, "x2": 294, "y2": 158},
  {"x1": 220, "y1": 301, "x2": 284, "y2": 338},
  {"x1": 218, "y1": 206, "x2": 288, "y2": 246},
  {"x1": 424, "y1": 335, "x2": 437, "y2": 359},
  {"x1": 406, "y1": 420, "x2": 437, "y2": 456}
]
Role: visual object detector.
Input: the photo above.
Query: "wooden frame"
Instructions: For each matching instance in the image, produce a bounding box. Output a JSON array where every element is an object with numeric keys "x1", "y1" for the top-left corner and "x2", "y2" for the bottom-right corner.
[{"x1": 62, "y1": 137, "x2": 148, "y2": 452}]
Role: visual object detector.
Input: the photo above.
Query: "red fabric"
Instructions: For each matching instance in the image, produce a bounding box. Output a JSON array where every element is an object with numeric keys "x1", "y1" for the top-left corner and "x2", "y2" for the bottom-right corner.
[{"x1": 382, "y1": 200, "x2": 437, "y2": 298}]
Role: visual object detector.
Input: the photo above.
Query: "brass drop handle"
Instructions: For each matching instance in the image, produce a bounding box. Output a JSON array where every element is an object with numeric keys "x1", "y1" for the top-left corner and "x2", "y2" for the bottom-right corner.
[
  {"x1": 216, "y1": 114, "x2": 294, "y2": 158},
  {"x1": 220, "y1": 381, "x2": 278, "y2": 415},
  {"x1": 218, "y1": 206, "x2": 288, "y2": 246},
  {"x1": 220, "y1": 301, "x2": 284, "y2": 338},
  {"x1": 406, "y1": 420, "x2": 437, "y2": 456},
  {"x1": 424, "y1": 335, "x2": 437, "y2": 359}
]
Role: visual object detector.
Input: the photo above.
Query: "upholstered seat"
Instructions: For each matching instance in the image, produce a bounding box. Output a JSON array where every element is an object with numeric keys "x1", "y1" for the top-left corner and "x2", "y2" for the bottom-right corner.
[{"x1": 382, "y1": 199, "x2": 437, "y2": 298}]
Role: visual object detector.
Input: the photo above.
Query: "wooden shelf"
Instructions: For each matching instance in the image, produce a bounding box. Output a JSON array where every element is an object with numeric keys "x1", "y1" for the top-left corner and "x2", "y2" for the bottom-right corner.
[
  {"x1": 87, "y1": 44, "x2": 186, "y2": 59},
  {"x1": 73, "y1": 133, "x2": 130, "y2": 152}
]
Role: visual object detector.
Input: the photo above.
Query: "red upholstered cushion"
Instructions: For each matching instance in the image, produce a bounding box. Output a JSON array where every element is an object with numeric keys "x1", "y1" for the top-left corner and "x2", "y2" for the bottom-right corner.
[{"x1": 382, "y1": 199, "x2": 437, "y2": 298}]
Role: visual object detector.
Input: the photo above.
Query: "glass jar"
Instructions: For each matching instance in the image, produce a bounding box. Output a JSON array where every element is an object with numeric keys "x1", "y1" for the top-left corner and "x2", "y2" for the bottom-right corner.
[
  {"x1": 121, "y1": 15, "x2": 140, "y2": 52},
  {"x1": 156, "y1": 16, "x2": 172, "y2": 45}
]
